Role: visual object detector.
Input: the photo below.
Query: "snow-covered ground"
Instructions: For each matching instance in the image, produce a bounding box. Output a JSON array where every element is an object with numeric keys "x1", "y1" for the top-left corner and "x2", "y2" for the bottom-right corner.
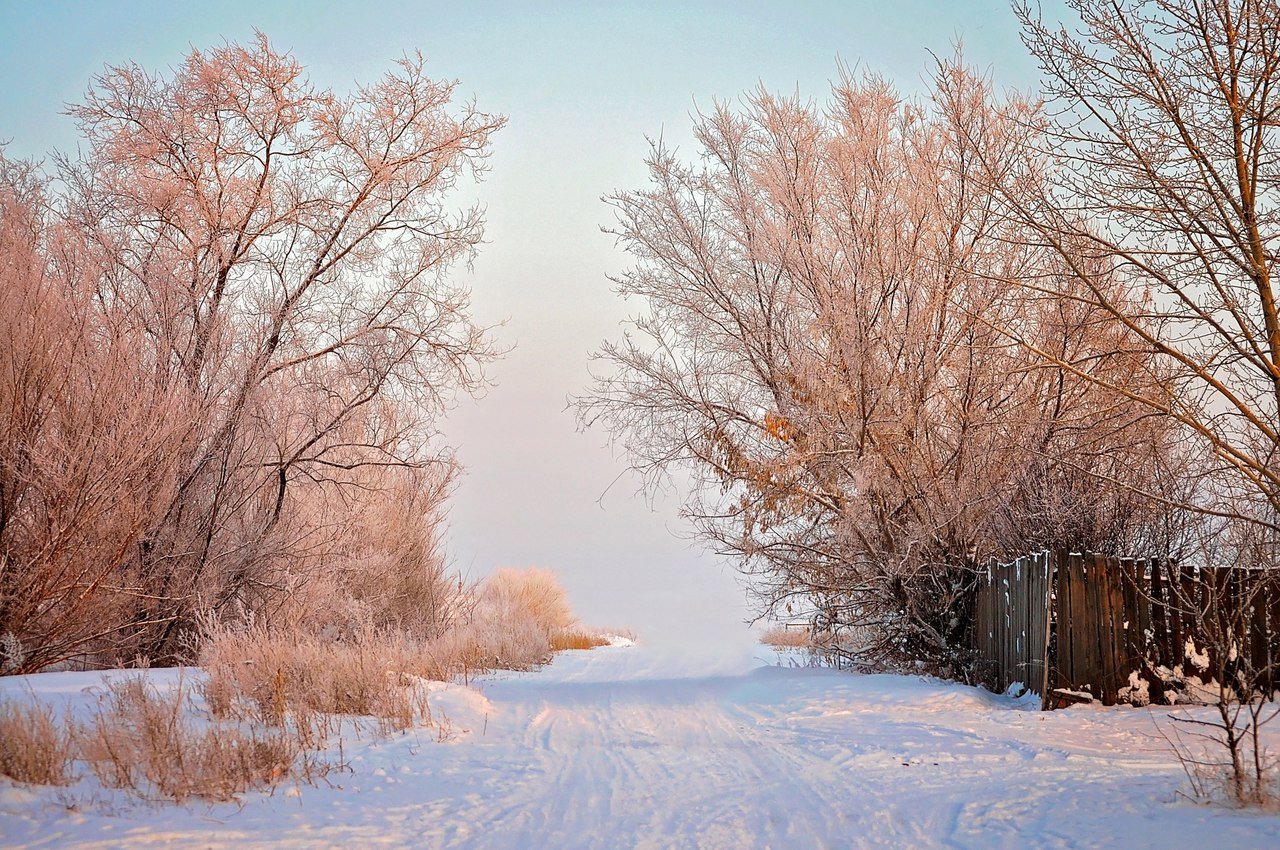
[{"x1": 3, "y1": 641, "x2": 1280, "y2": 849}]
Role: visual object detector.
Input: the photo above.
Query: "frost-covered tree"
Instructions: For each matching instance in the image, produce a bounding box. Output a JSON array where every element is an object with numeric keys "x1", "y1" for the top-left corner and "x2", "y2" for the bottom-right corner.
[
  {"x1": 0, "y1": 35, "x2": 503, "y2": 669},
  {"x1": 581, "y1": 63, "x2": 1179, "y2": 675}
]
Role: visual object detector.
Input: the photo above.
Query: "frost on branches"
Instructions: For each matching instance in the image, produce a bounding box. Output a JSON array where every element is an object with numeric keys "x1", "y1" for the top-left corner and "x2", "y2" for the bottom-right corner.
[
  {"x1": 580, "y1": 61, "x2": 1182, "y2": 678},
  {"x1": 0, "y1": 35, "x2": 504, "y2": 671}
]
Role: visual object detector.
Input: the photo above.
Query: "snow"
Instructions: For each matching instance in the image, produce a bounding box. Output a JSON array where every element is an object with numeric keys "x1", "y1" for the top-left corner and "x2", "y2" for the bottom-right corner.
[
  {"x1": 1118, "y1": 670, "x2": 1152, "y2": 707},
  {"x1": 1184, "y1": 637, "x2": 1211, "y2": 673},
  {"x1": 4, "y1": 642, "x2": 1280, "y2": 849}
]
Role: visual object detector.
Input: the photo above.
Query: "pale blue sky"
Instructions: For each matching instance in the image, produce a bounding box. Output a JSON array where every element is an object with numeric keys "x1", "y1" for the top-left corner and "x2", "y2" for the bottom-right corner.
[{"x1": 0, "y1": 1, "x2": 1054, "y2": 645}]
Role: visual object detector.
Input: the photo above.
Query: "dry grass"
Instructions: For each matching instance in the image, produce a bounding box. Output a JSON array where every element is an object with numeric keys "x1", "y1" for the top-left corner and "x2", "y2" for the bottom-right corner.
[
  {"x1": 550, "y1": 629, "x2": 612, "y2": 651},
  {"x1": 78, "y1": 675, "x2": 333, "y2": 803},
  {"x1": 0, "y1": 698, "x2": 78, "y2": 785},
  {"x1": 199, "y1": 624, "x2": 430, "y2": 733},
  {"x1": 760, "y1": 626, "x2": 813, "y2": 648},
  {"x1": 1, "y1": 674, "x2": 336, "y2": 802},
  {"x1": 198, "y1": 568, "x2": 587, "y2": 727}
]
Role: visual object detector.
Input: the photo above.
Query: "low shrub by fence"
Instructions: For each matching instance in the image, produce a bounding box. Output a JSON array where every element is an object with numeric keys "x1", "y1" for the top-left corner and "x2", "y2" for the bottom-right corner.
[{"x1": 972, "y1": 550, "x2": 1280, "y2": 709}]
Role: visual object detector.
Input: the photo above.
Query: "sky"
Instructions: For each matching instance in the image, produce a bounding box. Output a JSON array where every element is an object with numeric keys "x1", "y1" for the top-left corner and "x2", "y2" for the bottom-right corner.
[{"x1": 0, "y1": 1, "x2": 1054, "y2": 648}]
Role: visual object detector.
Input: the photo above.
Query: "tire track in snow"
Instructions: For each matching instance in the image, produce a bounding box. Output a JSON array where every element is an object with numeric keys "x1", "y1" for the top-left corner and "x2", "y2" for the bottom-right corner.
[
  {"x1": 7, "y1": 646, "x2": 1280, "y2": 848},
  {"x1": 424, "y1": 660, "x2": 899, "y2": 850}
]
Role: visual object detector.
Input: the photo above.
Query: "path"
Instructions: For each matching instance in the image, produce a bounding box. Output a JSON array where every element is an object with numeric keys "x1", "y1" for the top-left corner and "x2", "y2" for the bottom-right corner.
[{"x1": 4, "y1": 643, "x2": 1280, "y2": 848}]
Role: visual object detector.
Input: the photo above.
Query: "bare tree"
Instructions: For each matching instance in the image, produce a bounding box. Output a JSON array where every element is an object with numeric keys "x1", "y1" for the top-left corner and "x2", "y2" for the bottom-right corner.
[
  {"x1": 980, "y1": 0, "x2": 1280, "y2": 530},
  {"x1": 581, "y1": 64, "x2": 1177, "y2": 675},
  {"x1": 0, "y1": 34, "x2": 503, "y2": 669}
]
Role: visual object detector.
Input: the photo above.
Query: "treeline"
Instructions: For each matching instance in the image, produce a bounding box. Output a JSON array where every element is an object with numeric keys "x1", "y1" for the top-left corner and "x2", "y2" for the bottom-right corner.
[
  {"x1": 0, "y1": 36, "x2": 504, "y2": 673},
  {"x1": 581, "y1": 1, "x2": 1280, "y2": 677}
]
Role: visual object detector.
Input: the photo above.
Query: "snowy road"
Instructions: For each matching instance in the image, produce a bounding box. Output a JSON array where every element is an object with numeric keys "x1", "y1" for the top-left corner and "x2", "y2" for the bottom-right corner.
[{"x1": 4, "y1": 643, "x2": 1280, "y2": 848}]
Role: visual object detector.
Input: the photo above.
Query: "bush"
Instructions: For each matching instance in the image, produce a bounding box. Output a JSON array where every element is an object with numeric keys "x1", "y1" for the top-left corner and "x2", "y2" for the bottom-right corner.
[
  {"x1": 199, "y1": 623, "x2": 429, "y2": 733},
  {"x1": 2, "y1": 566, "x2": 606, "y2": 805},
  {"x1": 80, "y1": 675, "x2": 319, "y2": 803},
  {"x1": 550, "y1": 629, "x2": 612, "y2": 651},
  {"x1": 759, "y1": 626, "x2": 812, "y2": 649},
  {"x1": 198, "y1": 567, "x2": 586, "y2": 722},
  {"x1": 0, "y1": 698, "x2": 78, "y2": 785},
  {"x1": 479, "y1": 568, "x2": 574, "y2": 637},
  {"x1": 438, "y1": 568, "x2": 582, "y2": 671}
]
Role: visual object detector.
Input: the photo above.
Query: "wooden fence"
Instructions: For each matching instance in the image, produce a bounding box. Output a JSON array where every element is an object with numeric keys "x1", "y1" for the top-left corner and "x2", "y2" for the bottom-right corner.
[
  {"x1": 972, "y1": 551, "x2": 1051, "y2": 699},
  {"x1": 972, "y1": 550, "x2": 1280, "y2": 709}
]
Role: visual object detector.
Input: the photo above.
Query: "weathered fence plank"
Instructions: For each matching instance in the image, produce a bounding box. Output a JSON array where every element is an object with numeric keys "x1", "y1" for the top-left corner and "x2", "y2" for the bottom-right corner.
[
  {"x1": 1150, "y1": 559, "x2": 1170, "y2": 670},
  {"x1": 973, "y1": 553, "x2": 1052, "y2": 702}
]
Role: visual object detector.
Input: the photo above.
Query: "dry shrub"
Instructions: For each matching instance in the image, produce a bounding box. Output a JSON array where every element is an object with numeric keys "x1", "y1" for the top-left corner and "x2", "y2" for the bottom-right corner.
[
  {"x1": 550, "y1": 629, "x2": 612, "y2": 651},
  {"x1": 480, "y1": 568, "x2": 574, "y2": 637},
  {"x1": 433, "y1": 568, "x2": 581, "y2": 672},
  {"x1": 199, "y1": 623, "x2": 428, "y2": 733},
  {"x1": 0, "y1": 698, "x2": 78, "y2": 785},
  {"x1": 760, "y1": 626, "x2": 812, "y2": 649},
  {"x1": 266, "y1": 465, "x2": 462, "y2": 646},
  {"x1": 437, "y1": 608, "x2": 551, "y2": 674},
  {"x1": 1161, "y1": 710, "x2": 1280, "y2": 810},
  {"x1": 199, "y1": 567, "x2": 583, "y2": 723},
  {"x1": 0, "y1": 568, "x2": 592, "y2": 804},
  {"x1": 347, "y1": 472, "x2": 458, "y2": 640},
  {"x1": 1179, "y1": 755, "x2": 1279, "y2": 810},
  {"x1": 79, "y1": 676, "x2": 315, "y2": 803}
]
